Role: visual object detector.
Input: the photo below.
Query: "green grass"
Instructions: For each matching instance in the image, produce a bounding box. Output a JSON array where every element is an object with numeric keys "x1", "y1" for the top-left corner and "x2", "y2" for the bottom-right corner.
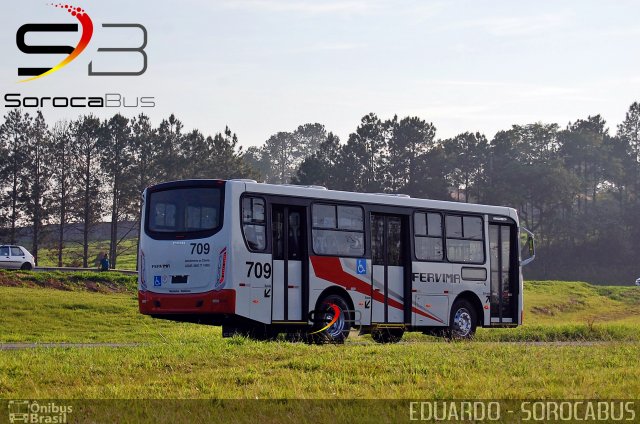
[
  {"x1": 0, "y1": 269, "x2": 137, "y2": 293},
  {"x1": 2, "y1": 274, "x2": 638, "y2": 343},
  {"x1": 0, "y1": 278, "x2": 639, "y2": 399},
  {"x1": 475, "y1": 281, "x2": 640, "y2": 342},
  {"x1": 0, "y1": 287, "x2": 177, "y2": 343},
  {"x1": 524, "y1": 281, "x2": 640, "y2": 324},
  {"x1": 1, "y1": 339, "x2": 638, "y2": 399},
  {"x1": 36, "y1": 238, "x2": 138, "y2": 269}
]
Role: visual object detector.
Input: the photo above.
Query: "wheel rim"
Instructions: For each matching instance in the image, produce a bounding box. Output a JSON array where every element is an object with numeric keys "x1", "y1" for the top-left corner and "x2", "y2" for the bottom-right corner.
[
  {"x1": 452, "y1": 307, "x2": 472, "y2": 337},
  {"x1": 323, "y1": 306, "x2": 346, "y2": 338}
]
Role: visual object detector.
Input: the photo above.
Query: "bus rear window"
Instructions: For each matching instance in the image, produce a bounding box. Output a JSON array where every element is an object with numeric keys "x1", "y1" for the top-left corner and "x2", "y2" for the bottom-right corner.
[{"x1": 147, "y1": 187, "x2": 222, "y2": 235}]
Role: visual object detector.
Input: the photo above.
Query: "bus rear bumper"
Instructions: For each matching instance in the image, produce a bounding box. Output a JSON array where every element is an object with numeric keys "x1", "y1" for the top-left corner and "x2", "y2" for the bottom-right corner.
[{"x1": 138, "y1": 289, "x2": 236, "y2": 315}]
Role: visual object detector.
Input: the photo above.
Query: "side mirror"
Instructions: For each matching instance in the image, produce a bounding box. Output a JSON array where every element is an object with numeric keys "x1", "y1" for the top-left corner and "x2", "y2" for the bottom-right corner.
[{"x1": 520, "y1": 227, "x2": 535, "y2": 266}]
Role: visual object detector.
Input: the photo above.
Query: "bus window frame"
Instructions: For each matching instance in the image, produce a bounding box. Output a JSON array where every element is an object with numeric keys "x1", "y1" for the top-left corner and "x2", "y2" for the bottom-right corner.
[
  {"x1": 240, "y1": 194, "x2": 269, "y2": 253},
  {"x1": 412, "y1": 210, "x2": 487, "y2": 265},
  {"x1": 412, "y1": 210, "x2": 446, "y2": 263},
  {"x1": 310, "y1": 201, "x2": 366, "y2": 258},
  {"x1": 443, "y1": 213, "x2": 486, "y2": 265}
]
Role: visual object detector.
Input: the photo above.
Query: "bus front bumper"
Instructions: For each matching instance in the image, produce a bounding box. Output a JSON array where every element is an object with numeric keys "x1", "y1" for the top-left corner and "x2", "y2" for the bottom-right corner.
[{"x1": 138, "y1": 289, "x2": 236, "y2": 315}]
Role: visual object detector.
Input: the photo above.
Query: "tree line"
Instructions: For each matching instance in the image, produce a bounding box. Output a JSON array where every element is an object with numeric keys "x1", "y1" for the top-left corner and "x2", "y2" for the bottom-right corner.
[
  {"x1": 0, "y1": 110, "x2": 255, "y2": 268},
  {"x1": 246, "y1": 105, "x2": 640, "y2": 283},
  {"x1": 1, "y1": 104, "x2": 639, "y2": 282}
]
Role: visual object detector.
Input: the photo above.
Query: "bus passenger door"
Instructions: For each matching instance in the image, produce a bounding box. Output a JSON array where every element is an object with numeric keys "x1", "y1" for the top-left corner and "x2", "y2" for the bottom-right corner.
[
  {"x1": 489, "y1": 223, "x2": 517, "y2": 324},
  {"x1": 272, "y1": 205, "x2": 306, "y2": 322},
  {"x1": 371, "y1": 214, "x2": 406, "y2": 323}
]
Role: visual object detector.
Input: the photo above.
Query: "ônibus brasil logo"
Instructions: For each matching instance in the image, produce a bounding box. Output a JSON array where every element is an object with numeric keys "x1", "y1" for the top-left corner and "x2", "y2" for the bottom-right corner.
[{"x1": 16, "y1": 3, "x2": 147, "y2": 82}]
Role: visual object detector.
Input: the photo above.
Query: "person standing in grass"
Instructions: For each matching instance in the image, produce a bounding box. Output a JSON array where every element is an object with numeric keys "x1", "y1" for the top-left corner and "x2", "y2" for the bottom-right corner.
[{"x1": 100, "y1": 253, "x2": 109, "y2": 271}]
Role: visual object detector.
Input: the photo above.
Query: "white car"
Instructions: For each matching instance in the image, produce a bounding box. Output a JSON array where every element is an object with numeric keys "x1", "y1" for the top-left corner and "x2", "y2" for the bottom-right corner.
[
  {"x1": 636, "y1": 278, "x2": 640, "y2": 287},
  {"x1": 0, "y1": 245, "x2": 35, "y2": 270}
]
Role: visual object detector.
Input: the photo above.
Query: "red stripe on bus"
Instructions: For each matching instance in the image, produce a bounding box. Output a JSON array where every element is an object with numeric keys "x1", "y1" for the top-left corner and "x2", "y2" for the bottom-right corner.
[{"x1": 310, "y1": 256, "x2": 444, "y2": 324}]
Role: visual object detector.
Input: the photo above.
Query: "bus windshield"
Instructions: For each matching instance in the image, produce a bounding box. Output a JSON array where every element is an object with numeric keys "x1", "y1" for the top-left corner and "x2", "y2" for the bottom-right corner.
[{"x1": 146, "y1": 186, "x2": 223, "y2": 236}]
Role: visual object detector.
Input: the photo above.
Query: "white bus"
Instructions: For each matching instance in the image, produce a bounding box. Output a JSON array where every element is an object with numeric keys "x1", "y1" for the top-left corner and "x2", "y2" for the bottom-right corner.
[{"x1": 138, "y1": 179, "x2": 535, "y2": 343}]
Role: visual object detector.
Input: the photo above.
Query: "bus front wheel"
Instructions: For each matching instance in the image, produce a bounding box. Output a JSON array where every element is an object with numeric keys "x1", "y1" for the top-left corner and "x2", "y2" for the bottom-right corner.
[
  {"x1": 447, "y1": 299, "x2": 477, "y2": 339},
  {"x1": 310, "y1": 294, "x2": 351, "y2": 344}
]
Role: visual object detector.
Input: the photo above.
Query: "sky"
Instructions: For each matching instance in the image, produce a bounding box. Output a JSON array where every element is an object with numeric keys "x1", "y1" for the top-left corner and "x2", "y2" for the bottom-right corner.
[{"x1": 1, "y1": 0, "x2": 640, "y2": 147}]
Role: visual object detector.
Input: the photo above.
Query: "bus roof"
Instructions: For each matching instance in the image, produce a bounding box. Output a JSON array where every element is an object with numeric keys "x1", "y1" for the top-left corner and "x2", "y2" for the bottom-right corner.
[
  {"x1": 239, "y1": 180, "x2": 518, "y2": 222},
  {"x1": 144, "y1": 179, "x2": 519, "y2": 222}
]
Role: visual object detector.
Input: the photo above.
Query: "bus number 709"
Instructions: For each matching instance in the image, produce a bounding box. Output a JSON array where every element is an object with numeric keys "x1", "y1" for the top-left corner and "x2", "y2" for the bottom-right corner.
[
  {"x1": 246, "y1": 261, "x2": 272, "y2": 279},
  {"x1": 190, "y1": 243, "x2": 210, "y2": 255}
]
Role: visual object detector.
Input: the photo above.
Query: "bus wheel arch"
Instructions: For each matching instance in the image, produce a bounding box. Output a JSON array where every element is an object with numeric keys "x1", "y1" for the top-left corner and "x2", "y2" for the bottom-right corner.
[
  {"x1": 452, "y1": 291, "x2": 484, "y2": 327},
  {"x1": 446, "y1": 291, "x2": 483, "y2": 339},
  {"x1": 314, "y1": 286, "x2": 355, "y2": 315}
]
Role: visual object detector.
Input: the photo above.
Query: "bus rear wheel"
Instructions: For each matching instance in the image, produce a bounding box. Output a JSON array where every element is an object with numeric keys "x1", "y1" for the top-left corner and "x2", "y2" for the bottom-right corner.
[
  {"x1": 371, "y1": 328, "x2": 404, "y2": 344},
  {"x1": 446, "y1": 299, "x2": 477, "y2": 339},
  {"x1": 309, "y1": 294, "x2": 351, "y2": 344}
]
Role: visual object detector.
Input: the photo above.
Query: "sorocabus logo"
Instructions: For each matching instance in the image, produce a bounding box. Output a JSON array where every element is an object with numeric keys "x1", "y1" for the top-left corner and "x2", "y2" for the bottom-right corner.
[{"x1": 16, "y1": 3, "x2": 147, "y2": 82}]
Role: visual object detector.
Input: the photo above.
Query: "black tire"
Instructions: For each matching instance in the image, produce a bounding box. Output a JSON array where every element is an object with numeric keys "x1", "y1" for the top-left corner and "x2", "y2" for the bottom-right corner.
[
  {"x1": 20, "y1": 263, "x2": 32, "y2": 271},
  {"x1": 309, "y1": 294, "x2": 351, "y2": 344},
  {"x1": 371, "y1": 328, "x2": 404, "y2": 344},
  {"x1": 447, "y1": 299, "x2": 477, "y2": 339}
]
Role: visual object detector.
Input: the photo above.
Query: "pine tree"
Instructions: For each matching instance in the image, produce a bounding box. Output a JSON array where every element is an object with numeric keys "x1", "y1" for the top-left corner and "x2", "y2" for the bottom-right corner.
[
  {"x1": 20, "y1": 111, "x2": 52, "y2": 265},
  {"x1": 386, "y1": 116, "x2": 436, "y2": 194},
  {"x1": 99, "y1": 114, "x2": 134, "y2": 269},
  {"x1": 292, "y1": 132, "x2": 341, "y2": 187},
  {"x1": 339, "y1": 113, "x2": 387, "y2": 192},
  {"x1": 50, "y1": 120, "x2": 74, "y2": 266},
  {"x1": 157, "y1": 114, "x2": 184, "y2": 181},
  {"x1": 0, "y1": 110, "x2": 29, "y2": 244},
  {"x1": 263, "y1": 132, "x2": 297, "y2": 183},
  {"x1": 442, "y1": 132, "x2": 488, "y2": 202},
  {"x1": 70, "y1": 115, "x2": 104, "y2": 268},
  {"x1": 292, "y1": 123, "x2": 327, "y2": 161}
]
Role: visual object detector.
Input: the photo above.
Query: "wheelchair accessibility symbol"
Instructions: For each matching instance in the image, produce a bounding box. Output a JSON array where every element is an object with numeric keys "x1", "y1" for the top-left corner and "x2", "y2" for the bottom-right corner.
[{"x1": 356, "y1": 259, "x2": 367, "y2": 275}]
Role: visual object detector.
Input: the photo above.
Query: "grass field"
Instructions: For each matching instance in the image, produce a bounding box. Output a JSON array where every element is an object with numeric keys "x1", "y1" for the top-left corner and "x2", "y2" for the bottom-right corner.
[
  {"x1": 36, "y1": 239, "x2": 138, "y2": 269},
  {"x1": 0, "y1": 272, "x2": 639, "y2": 400}
]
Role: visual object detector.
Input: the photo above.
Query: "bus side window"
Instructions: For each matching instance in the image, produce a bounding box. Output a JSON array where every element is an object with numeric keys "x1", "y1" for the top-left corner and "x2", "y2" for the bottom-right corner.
[
  {"x1": 312, "y1": 204, "x2": 364, "y2": 257},
  {"x1": 242, "y1": 197, "x2": 266, "y2": 252},
  {"x1": 414, "y1": 212, "x2": 443, "y2": 261},
  {"x1": 445, "y1": 214, "x2": 484, "y2": 263}
]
